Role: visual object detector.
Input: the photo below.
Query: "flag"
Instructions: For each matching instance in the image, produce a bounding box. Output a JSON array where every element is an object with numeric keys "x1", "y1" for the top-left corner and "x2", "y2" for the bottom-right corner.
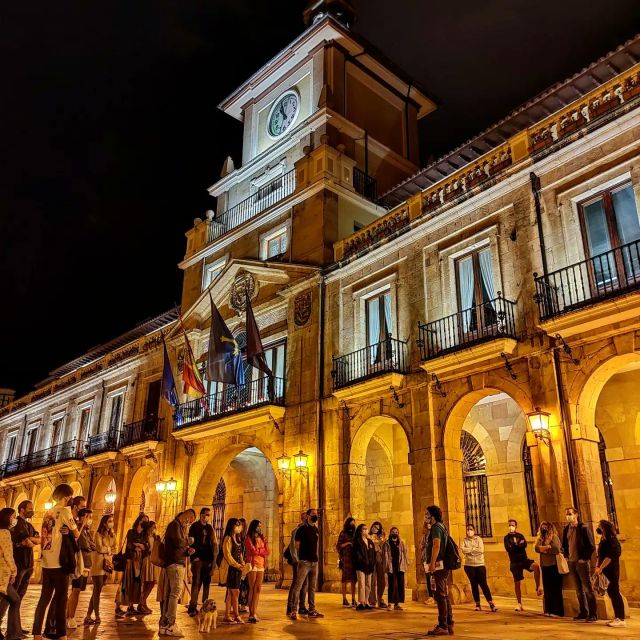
[
  {"x1": 160, "y1": 337, "x2": 179, "y2": 407},
  {"x1": 246, "y1": 296, "x2": 272, "y2": 377},
  {"x1": 182, "y1": 332, "x2": 207, "y2": 398},
  {"x1": 207, "y1": 291, "x2": 245, "y2": 385}
]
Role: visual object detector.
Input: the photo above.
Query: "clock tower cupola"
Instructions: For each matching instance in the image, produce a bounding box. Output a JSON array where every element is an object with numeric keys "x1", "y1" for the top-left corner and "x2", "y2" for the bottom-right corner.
[{"x1": 303, "y1": 0, "x2": 356, "y2": 28}]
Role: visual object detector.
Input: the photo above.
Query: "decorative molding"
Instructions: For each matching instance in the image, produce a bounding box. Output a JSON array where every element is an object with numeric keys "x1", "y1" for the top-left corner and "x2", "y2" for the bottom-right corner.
[
  {"x1": 230, "y1": 272, "x2": 257, "y2": 314},
  {"x1": 294, "y1": 291, "x2": 312, "y2": 327}
]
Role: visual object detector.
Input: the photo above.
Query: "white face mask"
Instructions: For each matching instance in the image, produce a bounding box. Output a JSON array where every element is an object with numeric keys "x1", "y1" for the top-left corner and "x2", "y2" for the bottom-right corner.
[{"x1": 566, "y1": 514, "x2": 577, "y2": 524}]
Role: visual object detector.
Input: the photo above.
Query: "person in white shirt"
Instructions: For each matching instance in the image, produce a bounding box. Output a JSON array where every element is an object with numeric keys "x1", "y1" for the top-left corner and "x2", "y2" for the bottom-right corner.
[
  {"x1": 461, "y1": 524, "x2": 497, "y2": 612},
  {"x1": 32, "y1": 484, "x2": 84, "y2": 640}
]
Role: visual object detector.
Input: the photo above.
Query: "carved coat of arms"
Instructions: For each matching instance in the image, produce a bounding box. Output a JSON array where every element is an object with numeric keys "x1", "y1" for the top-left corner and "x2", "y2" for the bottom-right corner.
[
  {"x1": 294, "y1": 291, "x2": 312, "y2": 327},
  {"x1": 230, "y1": 272, "x2": 257, "y2": 313}
]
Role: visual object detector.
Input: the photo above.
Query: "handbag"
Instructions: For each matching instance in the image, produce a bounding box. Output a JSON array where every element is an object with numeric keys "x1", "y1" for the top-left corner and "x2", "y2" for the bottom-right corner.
[
  {"x1": 592, "y1": 570, "x2": 610, "y2": 596},
  {"x1": 556, "y1": 552, "x2": 570, "y2": 575},
  {"x1": 150, "y1": 536, "x2": 166, "y2": 568},
  {"x1": 102, "y1": 557, "x2": 114, "y2": 574},
  {"x1": 112, "y1": 540, "x2": 127, "y2": 573}
]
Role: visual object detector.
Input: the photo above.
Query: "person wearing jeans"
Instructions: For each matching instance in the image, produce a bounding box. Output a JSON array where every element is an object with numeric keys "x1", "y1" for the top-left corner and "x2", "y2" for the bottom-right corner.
[
  {"x1": 285, "y1": 512, "x2": 309, "y2": 615},
  {"x1": 425, "y1": 505, "x2": 453, "y2": 637},
  {"x1": 160, "y1": 510, "x2": 196, "y2": 636},
  {"x1": 187, "y1": 508, "x2": 216, "y2": 616},
  {"x1": 287, "y1": 508, "x2": 324, "y2": 620},
  {"x1": 461, "y1": 524, "x2": 497, "y2": 612},
  {"x1": 562, "y1": 507, "x2": 596, "y2": 622}
]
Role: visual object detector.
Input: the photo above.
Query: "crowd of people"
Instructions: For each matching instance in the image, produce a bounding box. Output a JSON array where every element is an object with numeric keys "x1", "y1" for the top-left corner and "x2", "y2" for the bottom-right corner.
[{"x1": 0, "y1": 484, "x2": 629, "y2": 640}]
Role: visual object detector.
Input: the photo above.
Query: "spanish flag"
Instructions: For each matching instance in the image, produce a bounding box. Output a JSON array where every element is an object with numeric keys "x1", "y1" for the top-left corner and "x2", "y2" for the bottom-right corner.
[{"x1": 182, "y1": 332, "x2": 206, "y2": 398}]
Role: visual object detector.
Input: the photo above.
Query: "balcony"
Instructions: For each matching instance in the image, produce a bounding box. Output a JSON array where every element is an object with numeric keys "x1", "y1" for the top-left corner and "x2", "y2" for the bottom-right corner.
[
  {"x1": 1, "y1": 439, "x2": 85, "y2": 479},
  {"x1": 331, "y1": 337, "x2": 409, "y2": 400},
  {"x1": 172, "y1": 377, "x2": 286, "y2": 441},
  {"x1": 207, "y1": 170, "x2": 296, "y2": 243},
  {"x1": 417, "y1": 295, "x2": 518, "y2": 375},
  {"x1": 534, "y1": 239, "x2": 640, "y2": 337},
  {"x1": 119, "y1": 416, "x2": 165, "y2": 455},
  {"x1": 85, "y1": 429, "x2": 120, "y2": 463},
  {"x1": 353, "y1": 167, "x2": 378, "y2": 202}
]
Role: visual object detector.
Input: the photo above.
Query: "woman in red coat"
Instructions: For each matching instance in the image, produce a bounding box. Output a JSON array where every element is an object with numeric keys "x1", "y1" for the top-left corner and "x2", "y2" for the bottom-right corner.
[{"x1": 244, "y1": 520, "x2": 270, "y2": 623}]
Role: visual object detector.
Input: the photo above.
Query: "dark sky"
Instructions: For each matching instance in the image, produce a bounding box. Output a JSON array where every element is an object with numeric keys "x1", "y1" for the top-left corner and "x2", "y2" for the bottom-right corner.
[{"x1": 2, "y1": 0, "x2": 639, "y2": 395}]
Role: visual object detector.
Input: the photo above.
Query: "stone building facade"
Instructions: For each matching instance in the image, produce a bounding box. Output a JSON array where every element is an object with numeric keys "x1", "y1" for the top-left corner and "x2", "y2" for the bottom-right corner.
[{"x1": 1, "y1": 1, "x2": 639, "y2": 613}]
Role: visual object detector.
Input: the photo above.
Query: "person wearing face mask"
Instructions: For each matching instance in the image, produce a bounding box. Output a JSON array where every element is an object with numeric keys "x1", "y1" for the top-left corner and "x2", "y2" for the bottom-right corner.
[
  {"x1": 0, "y1": 501, "x2": 39, "y2": 638},
  {"x1": 382, "y1": 527, "x2": 408, "y2": 611},
  {"x1": 419, "y1": 521, "x2": 435, "y2": 605},
  {"x1": 0, "y1": 508, "x2": 20, "y2": 640},
  {"x1": 425, "y1": 505, "x2": 453, "y2": 637},
  {"x1": 503, "y1": 518, "x2": 541, "y2": 612},
  {"x1": 368, "y1": 522, "x2": 387, "y2": 609},
  {"x1": 187, "y1": 508, "x2": 217, "y2": 616},
  {"x1": 336, "y1": 517, "x2": 357, "y2": 607},
  {"x1": 461, "y1": 524, "x2": 497, "y2": 612},
  {"x1": 288, "y1": 508, "x2": 324, "y2": 620},
  {"x1": 219, "y1": 518, "x2": 246, "y2": 625},
  {"x1": 594, "y1": 519, "x2": 625, "y2": 628},
  {"x1": 352, "y1": 524, "x2": 375, "y2": 610},
  {"x1": 85, "y1": 514, "x2": 116, "y2": 625},
  {"x1": 561, "y1": 507, "x2": 596, "y2": 622},
  {"x1": 285, "y1": 512, "x2": 309, "y2": 617},
  {"x1": 534, "y1": 520, "x2": 563, "y2": 617},
  {"x1": 66, "y1": 508, "x2": 95, "y2": 630},
  {"x1": 244, "y1": 520, "x2": 270, "y2": 623}
]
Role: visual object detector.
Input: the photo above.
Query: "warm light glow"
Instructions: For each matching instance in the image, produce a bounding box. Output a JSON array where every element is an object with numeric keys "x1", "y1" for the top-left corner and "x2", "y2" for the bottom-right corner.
[
  {"x1": 155, "y1": 480, "x2": 166, "y2": 493},
  {"x1": 277, "y1": 454, "x2": 291, "y2": 473},
  {"x1": 166, "y1": 478, "x2": 177, "y2": 492},
  {"x1": 104, "y1": 489, "x2": 117, "y2": 505},
  {"x1": 44, "y1": 501, "x2": 53, "y2": 511},
  {"x1": 527, "y1": 408, "x2": 551, "y2": 437},
  {"x1": 294, "y1": 450, "x2": 308, "y2": 470}
]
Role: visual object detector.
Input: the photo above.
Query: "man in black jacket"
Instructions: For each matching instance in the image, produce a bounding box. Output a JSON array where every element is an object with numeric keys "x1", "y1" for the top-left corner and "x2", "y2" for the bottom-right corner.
[
  {"x1": 187, "y1": 508, "x2": 217, "y2": 616},
  {"x1": 562, "y1": 507, "x2": 597, "y2": 622}
]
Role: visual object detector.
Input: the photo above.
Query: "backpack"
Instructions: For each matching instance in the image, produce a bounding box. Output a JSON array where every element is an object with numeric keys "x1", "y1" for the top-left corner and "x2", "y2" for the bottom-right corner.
[{"x1": 432, "y1": 522, "x2": 461, "y2": 571}]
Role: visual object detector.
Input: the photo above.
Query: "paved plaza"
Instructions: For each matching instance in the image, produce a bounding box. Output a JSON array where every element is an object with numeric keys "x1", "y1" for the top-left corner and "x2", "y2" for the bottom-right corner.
[{"x1": 16, "y1": 583, "x2": 639, "y2": 639}]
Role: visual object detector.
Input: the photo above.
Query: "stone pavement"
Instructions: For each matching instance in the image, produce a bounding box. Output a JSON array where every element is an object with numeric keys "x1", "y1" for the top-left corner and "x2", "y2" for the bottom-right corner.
[{"x1": 16, "y1": 584, "x2": 638, "y2": 639}]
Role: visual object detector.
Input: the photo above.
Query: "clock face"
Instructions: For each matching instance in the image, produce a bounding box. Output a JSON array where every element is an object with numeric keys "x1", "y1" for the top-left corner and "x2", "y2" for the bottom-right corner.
[{"x1": 267, "y1": 90, "x2": 300, "y2": 138}]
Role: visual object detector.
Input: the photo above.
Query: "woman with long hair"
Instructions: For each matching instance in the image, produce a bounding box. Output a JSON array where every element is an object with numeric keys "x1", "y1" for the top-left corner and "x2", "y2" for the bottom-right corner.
[
  {"x1": 219, "y1": 518, "x2": 245, "y2": 624},
  {"x1": 0, "y1": 508, "x2": 20, "y2": 640},
  {"x1": 534, "y1": 520, "x2": 563, "y2": 617},
  {"x1": 85, "y1": 514, "x2": 116, "y2": 625},
  {"x1": 595, "y1": 520, "x2": 625, "y2": 628},
  {"x1": 119, "y1": 513, "x2": 149, "y2": 618},
  {"x1": 336, "y1": 517, "x2": 357, "y2": 607},
  {"x1": 244, "y1": 520, "x2": 270, "y2": 623},
  {"x1": 368, "y1": 521, "x2": 387, "y2": 609},
  {"x1": 237, "y1": 518, "x2": 249, "y2": 614},
  {"x1": 461, "y1": 523, "x2": 497, "y2": 612},
  {"x1": 138, "y1": 521, "x2": 160, "y2": 614},
  {"x1": 352, "y1": 523, "x2": 375, "y2": 610},
  {"x1": 383, "y1": 526, "x2": 408, "y2": 610}
]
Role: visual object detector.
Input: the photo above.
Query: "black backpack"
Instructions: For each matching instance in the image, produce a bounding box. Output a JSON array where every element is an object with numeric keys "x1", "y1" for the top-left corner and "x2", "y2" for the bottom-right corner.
[{"x1": 433, "y1": 523, "x2": 461, "y2": 571}]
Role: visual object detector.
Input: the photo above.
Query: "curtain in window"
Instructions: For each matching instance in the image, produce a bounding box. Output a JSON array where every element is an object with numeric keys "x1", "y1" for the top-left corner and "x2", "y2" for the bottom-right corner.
[
  {"x1": 584, "y1": 199, "x2": 613, "y2": 289},
  {"x1": 612, "y1": 185, "x2": 640, "y2": 281},
  {"x1": 478, "y1": 250, "x2": 496, "y2": 306},
  {"x1": 382, "y1": 293, "x2": 393, "y2": 361},
  {"x1": 458, "y1": 257, "x2": 475, "y2": 332},
  {"x1": 367, "y1": 297, "x2": 381, "y2": 365}
]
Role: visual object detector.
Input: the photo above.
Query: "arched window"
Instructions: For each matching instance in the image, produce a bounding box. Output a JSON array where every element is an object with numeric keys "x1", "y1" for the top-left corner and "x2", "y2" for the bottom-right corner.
[
  {"x1": 212, "y1": 478, "x2": 227, "y2": 543},
  {"x1": 522, "y1": 440, "x2": 540, "y2": 535},
  {"x1": 461, "y1": 431, "x2": 492, "y2": 537},
  {"x1": 598, "y1": 430, "x2": 619, "y2": 532}
]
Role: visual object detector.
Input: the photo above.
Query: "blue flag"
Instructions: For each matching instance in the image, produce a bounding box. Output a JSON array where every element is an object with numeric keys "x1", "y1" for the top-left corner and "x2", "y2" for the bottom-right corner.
[
  {"x1": 160, "y1": 338, "x2": 179, "y2": 407},
  {"x1": 207, "y1": 292, "x2": 245, "y2": 386}
]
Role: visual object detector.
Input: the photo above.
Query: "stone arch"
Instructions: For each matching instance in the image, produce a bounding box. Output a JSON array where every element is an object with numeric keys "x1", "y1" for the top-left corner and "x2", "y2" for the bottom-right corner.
[
  {"x1": 125, "y1": 464, "x2": 157, "y2": 530},
  {"x1": 92, "y1": 475, "x2": 117, "y2": 516},
  {"x1": 69, "y1": 481, "x2": 83, "y2": 497},
  {"x1": 350, "y1": 414, "x2": 412, "y2": 465},
  {"x1": 14, "y1": 491, "x2": 29, "y2": 511}
]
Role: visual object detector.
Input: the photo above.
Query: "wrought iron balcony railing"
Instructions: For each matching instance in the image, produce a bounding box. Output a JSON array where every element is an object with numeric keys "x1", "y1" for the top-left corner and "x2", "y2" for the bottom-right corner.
[
  {"x1": 86, "y1": 429, "x2": 120, "y2": 457},
  {"x1": 331, "y1": 337, "x2": 409, "y2": 390},
  {"x1": 120, "y1": 416, "x2": 164, "y2": 448},
  {"x1": 173, "y1": 377, "x2": 285, "y2": 431},
  {"x1": 353, "y1": 167, "x2": 378, "y2": 202},
  {"x1": 417, "y1": 294, "x2": 518, "y2": 361},
  {"x1": 1, "y1": 439, "x2": 85, "y2": 478},
  {"x1": 534, "y1": 239, "x2": 640, "y2": 320},
  {"x1": 207, "y1": 170, "x2": 296, "y2": 243}
]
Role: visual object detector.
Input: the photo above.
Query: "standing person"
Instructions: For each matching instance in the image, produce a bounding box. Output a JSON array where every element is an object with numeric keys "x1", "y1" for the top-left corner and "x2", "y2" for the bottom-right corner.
[
  {"x1": 219, "y1": 518, "x2": 245, "y2": 625},
  {"x1": 534, "y1": 520, "x2": 563, "y2": 617},
  {"x1": 0, "y1": 508, "x2": 19, "y2": 640},
  {"x1": 336, "y1": 517, "x2": 356, "y2": 607},
  {"x1": 85, "y1": 514, "x2": 115, "y2": 625},
  {"x1": 352, "y1": 524, "x2": 375, "y2": 610},
  {"x1": 461, "y1": 523, "x2": 497, "y2": 612},
  {"x1": 288, "y1": 508, "x2": 324, "y2": 621},
  {"x1": 419, "y1": 521, "x2": 435, "y2": 605},
  {"x1": 66, "y1": 508, "x2": 95, "y2": 629},
  {"x1": 139, "y1": 521, "x2": 161, "y2": 615},
  {"x1": 368, "y1": 522, "x2": 387, "y2": 609},
  {"x1": 121, "y1": 514, "x2": 149, "y2": 618},
  {"x1": 562, "y1": 507, "x2": 596, "y2": 622},
  {"x1": 595, "y1": 520, "x2": 625, "y2": 628},
  {"x1": 425, "y1": 505, "x2": 453, "y2": 637},
  {"x1": 237, "y1": 519, "x2": 249, "y2": 614},
  {"x1": 187, "y1": 508, "x2": 216, "y2": 616},
  {"x1": 0, "y1": 501, "x2": 39, "y2": 638},
  {"x1": 245, "y1": 520, "x2": 270, "y2": 623},
  {"x1": 383, "y1": 526, "x2": 408, "y2": 611},
  {"x1": 33, "y1": 483, "x2": 83, "y2": 640},
  {"x1": 159, "y1": 509, "x2": 196, "y2": 636},
  {"x1": 285, "y1": 512, "x2": 309, "y2": 616},
  {"x1": 504, "y1": 518, "x2": 541, "y2": 611}
]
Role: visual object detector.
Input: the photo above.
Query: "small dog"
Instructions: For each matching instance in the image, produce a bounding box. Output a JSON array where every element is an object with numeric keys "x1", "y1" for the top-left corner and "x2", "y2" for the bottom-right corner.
[{"x1": 198, "y1": 599, "x2": 218, "y2": 632}]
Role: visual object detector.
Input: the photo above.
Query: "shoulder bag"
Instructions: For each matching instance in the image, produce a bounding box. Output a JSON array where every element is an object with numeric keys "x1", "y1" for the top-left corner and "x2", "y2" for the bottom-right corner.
[{"x1": 556, "y1": 551, "x2": 570, "y2": 575}]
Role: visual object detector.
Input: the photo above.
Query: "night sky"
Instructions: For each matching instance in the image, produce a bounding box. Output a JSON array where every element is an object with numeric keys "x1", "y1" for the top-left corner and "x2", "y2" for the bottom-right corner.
[{"x1": 2, "y1": 0, "x2": 640, "y2": 395}]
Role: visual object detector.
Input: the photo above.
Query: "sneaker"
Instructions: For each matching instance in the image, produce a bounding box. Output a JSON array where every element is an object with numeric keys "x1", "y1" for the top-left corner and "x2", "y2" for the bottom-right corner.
[
  {"x1": 356, "y1": 604, "x2": 365, "y2": 611},
  {"x1": 573, "y1": 613, "x2": 587, "y2": 621},
  {"x1": 489, "y1": 603, "x2": 498, "y2": 612},
  {"x1": 342, "y1": 598, "x2": 350, "y2": 607},
  {"x1": 125, "y1": 607, "x2": 138, "y2": 618},
  {"x1": 364, "y1": 604, "x2": 373, "y2": 610},
  {"x1": 115, "y1": 609, "x2": 125, "y2": 619},
  {"x1": 66, "y1": 618, "x2": 77, "y2": 630},
  {"x1": 394, "y1": 604, "x2": 403, "y2": 611},
  {"x1": 379, "y1": 600, "x2": 386, "y2": 608},
  {"x1": 607, "y1": 618, "x2": 626, "y2": 628},
  {"x1": 298, "y1": 607, "x2": 309, "y2": 615},
  {"x1": 288, "y1": 612, "x2": 297, "y2": 621},
  {"x1": 248, "y1": 617, "x2": 257, "y2": 624},
  {"x1": 515, "y1": 603, "x2": 523, "y2": 612},
  {"x1": 164, "y1": 624, "x2": 184, "y2": 637},
  {"x1": 308, "y1": 611, "x2": 324, "y2": 618},
  {"x1": 426, "y1": 597, "x2": 435, "y2": 605},
  {"x1": 585, "y1": 616, "x2": 597, "y2": 623},
  {"x1": 474, "y1": 604, "x2": 481, "y2": 611},
  {"x1": 158, "y1": 626, "x2": 168, "y2": 636},
  {"x1": 426, "y1": 625, "x2": 449, "y2": 637}
]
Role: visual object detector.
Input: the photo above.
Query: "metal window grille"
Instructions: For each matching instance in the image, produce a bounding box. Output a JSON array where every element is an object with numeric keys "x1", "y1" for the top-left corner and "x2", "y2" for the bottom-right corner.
[
  {"x1": 522, "y1": 441, "x2": 540, "y2": 536},
  {"x1": 598, "y1": 430, "x2": 619, "y2": 533},
  {"x1": 212, "y1": 478, "x2": 226, "y2": 544},
  {"x1": 461, "y1": 431, "x2": 492, "y2": 537}
]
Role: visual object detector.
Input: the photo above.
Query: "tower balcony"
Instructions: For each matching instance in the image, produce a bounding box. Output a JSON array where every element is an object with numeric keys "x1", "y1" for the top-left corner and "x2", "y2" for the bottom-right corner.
[
  {"x1": 0, "y1": 439, "x2": 85, "y2": 481},
  {"x1": 417, "y1": 294, "x2": 518, "y2": 376},
  {"x1": 534, "y1": 239, "x2": 640, "y2": 338},
  {"x1": 172, "y1": 377, "x2": 286, "y2": 441}
]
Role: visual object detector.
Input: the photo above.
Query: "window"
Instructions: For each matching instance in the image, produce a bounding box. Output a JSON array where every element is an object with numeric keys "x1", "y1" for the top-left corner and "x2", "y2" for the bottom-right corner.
[
  {"x1": 202, "y1": 257, "x2": 226, "y2": 291},
  {"x1": 456, "y1": 247, "x2": 497, "y2": 333},
  {"x1": 260, "y1": 341, "x2": 286, "y2": 399},
  {"x1": 24, "y1": 427, "x2": 39, "y2": 456},
  {"x1": 461, "y1": 431, "x2": 492, "y2": 537},
  {"x1": 260, "y1": 224, "x2": 289, "y2": 260},
  {"x1": 522, "y1": 441, "x2": 540, "y2": 536},
  {"x1": 579, "y1": 182, "x2": 640, "y2": 289},
  {"x1": 77, "y1": 407, "x2": 91, "y2": 442},
  {"x1": 4, "y1": 433, "x2": 17, "y2": 461},
  {"x1": 108, "y1": 394, "x2": 124, "y2": 433},
  {"x1": 50, "y1": 416, "x2": 65, "y2": 447},
  {"x1": 212, "y1": 478, "x2": 226, "y2": 544},
  {"x1": 366, "y1": 291, "x2": 393, "y2": 365}
]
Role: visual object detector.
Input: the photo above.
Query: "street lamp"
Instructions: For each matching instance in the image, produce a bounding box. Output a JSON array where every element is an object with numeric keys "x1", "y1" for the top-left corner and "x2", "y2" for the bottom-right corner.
[
  {"x1": 155, "y1": 480, "x2": 167, "y2": 493},
  {"x1": 294, "y1": 450, "x2": 309, "y2": 475},
  {"x1": 165, "y1": 478, "x2": 177, "y2": 493},
  {"x1": 527, "y1": 408, "x2": 551, "y2": 444},
  {"x1": 44, "y1": 501, "x2": 53, "y2": 512},
  {"x1": 104, "y1": 489, "x2": 117, "y2": 506}
]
